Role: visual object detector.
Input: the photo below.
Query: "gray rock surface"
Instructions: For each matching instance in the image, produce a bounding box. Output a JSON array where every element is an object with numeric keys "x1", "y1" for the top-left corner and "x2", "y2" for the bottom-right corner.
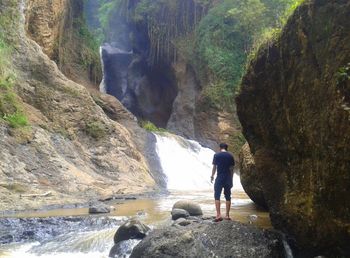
[
  {"x1": 172, "y1": 200, "x2": 203, "y2": 216},
  {"x1": 171, "y1": 208, "x2": 190, "y2": 220},
  {"x1": 113, "y1": 219, "x2": 150, "y2": 244},
  {"x1": 131, "y1": 220, "x2": 285, "y2": 258}
]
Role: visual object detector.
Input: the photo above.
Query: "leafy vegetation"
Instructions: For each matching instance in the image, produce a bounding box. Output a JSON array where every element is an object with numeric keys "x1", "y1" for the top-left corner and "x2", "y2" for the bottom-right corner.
[
  {"x1": 83, "y1": 0, "x2": 304, "y2": 110},
  {"x1": 139, "y1": 120, "x2": 167, "y2": 133},
  {"x1": 0, "y1": 37, "x2": 28, "y2": 129},
  {"x1": 85, "y1": 121, "x2": 108, "y2": 139},
  {"x1": 336, "y1": 63, "x2": 350, "y2": 108},
  {"x1": 337, "y1": 63, "x2": 350, "y2": 84},
  {"x1": 73, "y1": 18, "x2": 101, "y2": 69},
  {"x1": 189, "y1": 0, "x2": 304, "y2": 110},
  {"x1": 3, "y1": 112, "x2": 28, "y2": 128},
  {"x1": 84, "y1": 0, "x2": 125, "y2": 44}
]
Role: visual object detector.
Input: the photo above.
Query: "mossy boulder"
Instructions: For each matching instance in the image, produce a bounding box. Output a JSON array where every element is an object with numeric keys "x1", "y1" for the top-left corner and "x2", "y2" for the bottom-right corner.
[
  {"x1": 236, "y1": 0, "x2": 350, "y2": 256},
  {"x1": 239, "y1": 143, "x2": 267, "y2": 210}
]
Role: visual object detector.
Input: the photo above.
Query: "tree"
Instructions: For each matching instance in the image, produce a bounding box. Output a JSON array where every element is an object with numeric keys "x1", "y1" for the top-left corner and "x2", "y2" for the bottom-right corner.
[{"x1": 227, "y1": 0, "x2": 266, "y2": 52}]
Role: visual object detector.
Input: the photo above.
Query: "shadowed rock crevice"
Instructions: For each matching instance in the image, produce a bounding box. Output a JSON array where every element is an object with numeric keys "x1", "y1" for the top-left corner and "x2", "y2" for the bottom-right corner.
[{"x1": 101, "y1": 44, "x2": 178, "y2": 128}]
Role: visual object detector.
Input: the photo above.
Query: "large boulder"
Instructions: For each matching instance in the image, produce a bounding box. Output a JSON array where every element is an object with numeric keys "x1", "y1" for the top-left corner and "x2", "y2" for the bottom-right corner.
[
  {"x1": 239, "y1": 143, "x2": 267, "y2": 209},
  {"x1": 172, "y1": 200, "x2": 203, "y2": 216},
  {"x1": 131, "y1": 220, "x2": 285, "y2": 258},
  {"x1": 236, "y1": 0, "x2": 350, "y2": 256},
  {"x1": 113, "y1": 219, "x2": 150, "y2": 244},
  {"x1": 171, "y1": 208, "x2": 190, "y2": 220},
  {"x1": 109, "y1": 219, "x2": 150, "y2": 258}
]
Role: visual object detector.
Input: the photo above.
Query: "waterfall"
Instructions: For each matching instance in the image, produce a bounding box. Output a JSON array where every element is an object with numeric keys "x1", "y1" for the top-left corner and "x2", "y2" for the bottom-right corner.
[
  {"x1": 99, "y1": 46, "x2": 106, "y2": 93},
  {"x1": 154, "y1": 133, "x2": 243, "y2": 191}
]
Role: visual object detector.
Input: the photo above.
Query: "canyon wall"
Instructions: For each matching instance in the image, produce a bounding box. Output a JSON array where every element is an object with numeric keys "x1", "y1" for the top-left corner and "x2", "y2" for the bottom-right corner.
[
  {"x1": 98, "y1": 0, "x2": 242, "y2": 152},
  {"x1": 236, "y1": 0, "x2": 350, "y2": 255},
  {"x1": 25, "y1": 0, "x2": 101, "y2": 88},
  {"x1": 0, "y1": 0, "x2": 156, "y2": 211}
]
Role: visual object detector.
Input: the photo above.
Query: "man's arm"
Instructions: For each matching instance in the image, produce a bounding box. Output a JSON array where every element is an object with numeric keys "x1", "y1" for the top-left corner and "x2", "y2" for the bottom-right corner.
[
  {"x1": 230, "y1": 156, "x2": 235, "y2": 178},
  {"x1": 230, "y1": 166, "x2": 234, "y2": 178},
  {"x1": 211, "y1": 165, "x2": 217, "y2": 183}
]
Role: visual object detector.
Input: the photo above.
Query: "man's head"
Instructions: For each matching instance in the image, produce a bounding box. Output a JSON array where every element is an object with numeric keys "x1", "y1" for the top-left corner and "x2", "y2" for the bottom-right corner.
[{"x1": 219, "y1": 143, "x2": 228, "y2": 151}]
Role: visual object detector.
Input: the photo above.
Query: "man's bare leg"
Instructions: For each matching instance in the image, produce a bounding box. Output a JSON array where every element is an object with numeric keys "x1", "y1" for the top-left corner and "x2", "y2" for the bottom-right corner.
[
  {"x1": 215, "y1": 200, "x2": 222, "y2": 219},
  {"x1": 225, "y1": 201, "x2": 231, "y2": 219}
]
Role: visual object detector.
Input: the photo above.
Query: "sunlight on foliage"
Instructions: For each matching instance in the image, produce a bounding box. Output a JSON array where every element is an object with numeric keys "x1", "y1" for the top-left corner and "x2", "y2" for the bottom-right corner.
[
  {"x1": 139, "y1": 120, "x2": 167, "y2": 133},
  {"x1": 3, "y1": 112, "x2": 28, "y2": 128}
]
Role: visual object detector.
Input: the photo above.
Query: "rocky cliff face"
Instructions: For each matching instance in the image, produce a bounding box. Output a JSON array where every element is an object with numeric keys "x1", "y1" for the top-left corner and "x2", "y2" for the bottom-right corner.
[
  {"x1": 99, "y1": 0, "x2": 242, "y2": 153},
  {"x1": 167, "y1": 60, "x2": 242, "y2": 152},
  {"x1": 25, "y1": 0, "x2": 67, "y2": 59},
  {"x1": 25, "y1": 0, "x2": 101, "y2": 88},
  {"x1": 0, "y1": 0, "x2": 156, "y2": 211},
  {"x1": 236, "y1": 0, "x2": 350, "y2": 255}
]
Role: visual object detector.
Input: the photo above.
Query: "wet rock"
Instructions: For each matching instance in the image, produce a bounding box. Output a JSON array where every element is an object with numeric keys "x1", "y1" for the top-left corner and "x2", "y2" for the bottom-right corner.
[
  {"x1": 109, "y1": 239, "x2": 140, "y2": 258},
  {"x1": 88, "y1": 204, "x2": 111, "y2": 214},
  {"x1": 171, "y1": 208, "x2": 190, "y2": 220},
  {"x1": 113, "y1": 219, "x2": 150, "y2": 244},
  {"x1": 172, "y1": 200, "x2": 203, "y2": 216},
  {"x1": 131, "y1": 220, "x2": 284, "y2": 258},
  {"x1": 239, "y1": 143, "x2": 267, "y2": 209}
]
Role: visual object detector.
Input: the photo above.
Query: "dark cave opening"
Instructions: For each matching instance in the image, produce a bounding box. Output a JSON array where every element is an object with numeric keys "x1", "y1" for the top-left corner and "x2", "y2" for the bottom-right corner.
[{"x1": 102, "y1": 44, "x2": 178, "y2": 128}]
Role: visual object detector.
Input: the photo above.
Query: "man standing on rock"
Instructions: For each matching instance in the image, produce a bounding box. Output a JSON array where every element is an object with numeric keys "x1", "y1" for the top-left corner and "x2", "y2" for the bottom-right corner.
[{"x1": 211, "y1": 143, "x2": 235, "y2": 221}]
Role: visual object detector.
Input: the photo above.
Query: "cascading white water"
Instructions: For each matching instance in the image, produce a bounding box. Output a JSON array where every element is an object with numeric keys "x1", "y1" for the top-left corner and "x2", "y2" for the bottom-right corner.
[
  {"x1": 154, "y1": 133, "x2": 243, "y2": 191},
  {"x1": 99, "y1": 46, "x2": 107, "y2": 93}
]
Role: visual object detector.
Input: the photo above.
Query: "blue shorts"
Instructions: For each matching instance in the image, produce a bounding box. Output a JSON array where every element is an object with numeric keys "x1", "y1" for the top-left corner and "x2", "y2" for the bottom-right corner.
[{"x1": 214, "y1": 178, "x2": 232, "y2": 201}]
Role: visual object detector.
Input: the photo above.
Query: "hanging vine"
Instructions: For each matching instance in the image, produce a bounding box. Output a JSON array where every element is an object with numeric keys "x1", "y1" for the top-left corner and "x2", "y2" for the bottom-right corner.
[{"x1": 131, "y1": 0, "x2": 212, "y2": 66}]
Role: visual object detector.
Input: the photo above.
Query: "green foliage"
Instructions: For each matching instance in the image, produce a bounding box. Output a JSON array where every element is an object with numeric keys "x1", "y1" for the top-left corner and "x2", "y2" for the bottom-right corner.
[
  {"x1": 85, "y1": 121, "x2": 108, "y2": 139},
  {"x1": 72, "y1": 18, "x2": 101, "y2": 70},
  {"x1": 191, "y1": 0, "x2": 304, "y2": 110},
  {"x1": 0, "y1": 88, "x2": 29, "y2": 129},
  {"x1": 84, "y1": 0, "x2": 124, "y2": 43},
  {"x1": 192, "y1": 0, "x2": 254, "y2": 110},
  {"x1": 0, "y1": 38, "x2": 15, "y2": 89},
  {"x1": 337, "y1": 63, "x2": 350, "y2": 84},
  {"x1": 139, "y1": 120, "x2": 167, "y2": 132},
  {"x1": 0, "y1": 36, "x2": 28, "y2": 129},
  {"x1": 227, "y1": 0, "x2": 266, "y2": 51},
  {"x1": 0, "y1": 2, "x2": 28, "y2": 129},
  {"x1": 3, "y1": 112, "x2": 28, "y2": 128},
  {"x1": 98, "y1": 1, "x2": 119, "y2": 29},
  {"x1": 247, "y1": 27, "x2": 281, "y2": 66},
  {"x1": 279, "y1": 0, "x2": 305, "y2": 25}
]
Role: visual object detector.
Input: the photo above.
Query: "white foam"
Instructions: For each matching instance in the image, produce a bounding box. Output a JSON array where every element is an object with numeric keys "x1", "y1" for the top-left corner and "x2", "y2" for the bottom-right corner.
[{"x1": 154, "y1": 133, "x2": 243, "y2": 191}]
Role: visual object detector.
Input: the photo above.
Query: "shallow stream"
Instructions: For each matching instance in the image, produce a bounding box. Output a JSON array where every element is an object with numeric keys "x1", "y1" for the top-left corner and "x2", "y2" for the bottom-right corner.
[
  {"x1": 0, "y1": 188, "x2": 270, "y2": 258},
  {"x1": 0, "y1": 133, "x2": 270, "y2": 257}
]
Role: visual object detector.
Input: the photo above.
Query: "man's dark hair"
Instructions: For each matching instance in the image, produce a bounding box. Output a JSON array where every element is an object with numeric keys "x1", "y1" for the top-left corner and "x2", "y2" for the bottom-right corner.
[{"x1": 219, "y1": 143, "x2": 228, "y2": 150}]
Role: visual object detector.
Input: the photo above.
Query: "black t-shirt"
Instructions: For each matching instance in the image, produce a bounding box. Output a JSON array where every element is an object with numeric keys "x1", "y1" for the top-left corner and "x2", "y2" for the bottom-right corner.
[{"x1": 212, "y1": 151, "x2": 235, "y2": 180}]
